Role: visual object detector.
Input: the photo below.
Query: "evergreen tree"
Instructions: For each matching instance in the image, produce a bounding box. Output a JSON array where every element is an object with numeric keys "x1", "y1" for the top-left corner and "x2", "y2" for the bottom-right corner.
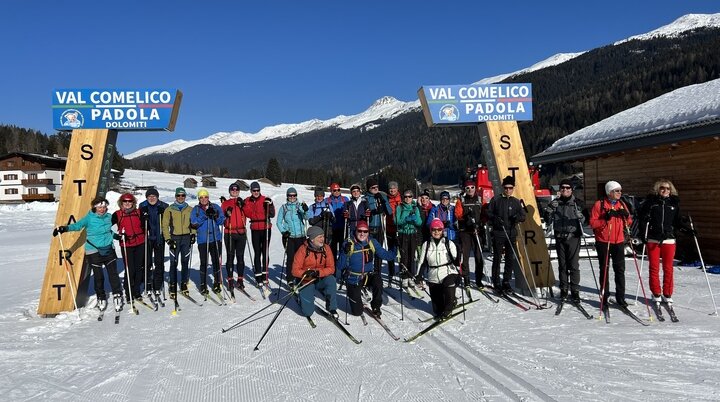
[{"x1": 266, "y1": 157, "x2": 282, "y2": 185}]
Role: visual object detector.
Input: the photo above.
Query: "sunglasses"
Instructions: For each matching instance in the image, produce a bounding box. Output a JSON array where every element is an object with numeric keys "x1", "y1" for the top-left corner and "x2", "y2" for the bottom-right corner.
[
  {"x1": 560, "y1": 186, "x2": 572, "y2": 190},
  {"x1": 465, "y1": 186, "x2": 475, "y2": 190},
  {"x1": 431, "y1": 228, "x2": 443, "y2": 232},
  {"x1": 287, "y1": 194, "x2": 297, "y2": 197},
  {"x1": 357, "y1": 230, "x2": 369, "y2": 234},
  {"x1": 122, "y1": 200, "x2": 133, "y2": 203},
  {"x1": 613, "y1": 189, "x2": 623, "y2": 193},
  {"x1": 404, "y1": 195, "x2": 413, "y2": 198},
  {"x1": 503, "y1": 186, "x2": 514, "y2": 190},
  {"x1": 332, "y1": 189, "x2": 341, "y2": 192},
  {"x1": 659, "y1": 186, "x2": 670, "y2": 190},
  {"x1": 251, "y1": 189, "x2": 260, "y2": 192},
  {"x1": 370, "y1": 185, "x2": 379, "y2": 189}
]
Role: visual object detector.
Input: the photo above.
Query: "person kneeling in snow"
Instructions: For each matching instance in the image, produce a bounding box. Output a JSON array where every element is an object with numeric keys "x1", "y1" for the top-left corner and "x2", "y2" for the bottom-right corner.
[
  {"x1": 292, "y1": 226, "x2": 339, "y2": 319},
  {"x1": 336, "y1": 221, "x2": 396, "y2": 317}
]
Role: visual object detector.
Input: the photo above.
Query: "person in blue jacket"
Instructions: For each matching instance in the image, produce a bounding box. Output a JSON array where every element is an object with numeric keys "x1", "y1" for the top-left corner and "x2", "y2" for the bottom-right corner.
[
  {"x1": 53, "y1": 196, "x2": 124, "y2": 312},
  {"x1": 326, "y1": 182, "x2": 349, "y2": 260},
  {"x1": 276, "y1": 187, "x2": 311, "y2": 288},
  {"x1": 190, "y1": 188, "x2": 225, "y2": 295},
  {"x1": 139, "y1": 188, "x2": 168, "y2": 299},
  {"x1": 427, "y1": 191, "x2": 458, "y2": 243},
  {"x1": 364, "y1": 177, "x2": 393, "y2": 273},
  {"x1": 336, "y1": 221, "x2": 396, "y2": 317}
]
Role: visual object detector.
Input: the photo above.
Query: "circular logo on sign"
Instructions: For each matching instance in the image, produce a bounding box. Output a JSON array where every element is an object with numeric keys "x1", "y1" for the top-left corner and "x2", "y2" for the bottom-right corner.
[
  {"x1": 439, "y1": 104, "x2": 459, "y2": 122},
  {"x1": 61, "y1": 109, "x2": 84, "y2": 128}
]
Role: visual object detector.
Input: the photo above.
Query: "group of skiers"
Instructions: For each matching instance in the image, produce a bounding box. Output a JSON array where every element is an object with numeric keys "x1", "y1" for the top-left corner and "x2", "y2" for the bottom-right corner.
[{"x1": 52, "y1": 174, "x2": 694, "y2": 323}]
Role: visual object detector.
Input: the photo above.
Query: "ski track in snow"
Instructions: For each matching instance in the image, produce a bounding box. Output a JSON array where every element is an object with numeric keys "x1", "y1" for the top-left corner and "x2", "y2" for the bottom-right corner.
[{"x1": 2, "y1": 171, "x2": 720, "y2": 401}]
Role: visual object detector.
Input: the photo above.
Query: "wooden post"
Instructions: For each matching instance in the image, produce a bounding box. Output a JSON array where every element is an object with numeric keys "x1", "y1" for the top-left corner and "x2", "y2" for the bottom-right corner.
[
  {"x1": 37, "y1": 129, "x2": 117, "y2": 316},
  {"x1": 479, "y1": 121, "x2": 554, "y2": 288}
]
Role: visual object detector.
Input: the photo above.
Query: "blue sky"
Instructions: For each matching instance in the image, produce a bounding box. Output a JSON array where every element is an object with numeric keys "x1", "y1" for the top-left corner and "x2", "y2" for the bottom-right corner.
[{"x1": 1, "y1": 1, "x2": 717, "y2": 155}]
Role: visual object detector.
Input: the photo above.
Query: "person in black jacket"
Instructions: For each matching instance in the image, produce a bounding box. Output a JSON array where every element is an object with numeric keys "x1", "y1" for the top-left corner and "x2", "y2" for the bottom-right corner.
[
  {"x1": 638, "y1": 179, "x2": 686, "y2": 305},
  {"x1": 544, "y1": 179, "x2": 585, "y2": 302},
  {"x1": 139, "y1": 188, "x2": 168, "y2": 299},
  {"x1": 487, "y1": 176, "x2": 526, "y2": 294}
]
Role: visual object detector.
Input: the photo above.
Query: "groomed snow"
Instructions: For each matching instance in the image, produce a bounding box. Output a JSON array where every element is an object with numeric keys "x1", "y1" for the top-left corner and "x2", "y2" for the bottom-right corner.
[{"x1": 1, "y1": 169, "x2": 720, "y2": 401}]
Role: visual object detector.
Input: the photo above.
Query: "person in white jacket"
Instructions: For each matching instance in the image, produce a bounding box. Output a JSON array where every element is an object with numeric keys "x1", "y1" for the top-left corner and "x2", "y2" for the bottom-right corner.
[{"x1": 417, "y1": 218, "x2": 461, "y2": 319}]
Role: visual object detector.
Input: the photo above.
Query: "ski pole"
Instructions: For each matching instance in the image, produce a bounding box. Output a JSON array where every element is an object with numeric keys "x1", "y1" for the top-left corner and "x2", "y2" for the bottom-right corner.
[
  {"x1": 144, "y1": 218, "x2": 149, "y2": 297},
  {"x1": 598, "y1": 221, "x2": 612, "y2": 317},
  {"x1": 121, "y1": 229, "x2": 138, "y2": 315},
  {"x1": 276, "y1": 248, "x2": 288, "y2": 299},
  {"x1": 580, "y1": 232, "x2": 600, "y2": 295},
  {"x1": 397, "y1": 248, "x2": 404, "y2": 321},
  {"x1": 628, "y1": 238, "x2": 654, "y2": 321},
  {"x1": 689, "y1": 215, "x2": 718, "y2": 316},
  {"x1": 253, "y1": 296, "x2": 292, "y2": 351},
  {"x1": 56, "y1": 231, "x2": 80, "y2": 319},
  {"x1": 221, "y1": 275, "x2": 315, "y2": 333},
  {"x1": 515, "y1": 223, "x2": 543, "y2": 307},
  {"x1": 213, "y1": 218, "x2": 232, "y2": 302},
  {"x1": 633, "y1": 222, "x2": 650, "y2": 305},
  {"x1": 500, "y1": 222, "x2": 540, "y2": 308}
]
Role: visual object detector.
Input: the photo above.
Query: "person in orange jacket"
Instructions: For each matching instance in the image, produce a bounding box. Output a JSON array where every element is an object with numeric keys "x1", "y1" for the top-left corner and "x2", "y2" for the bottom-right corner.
[
  {"x1": 589, "y1": 180, "x2": 633, "y2": 308},
  {"x1": 292, "y1": 226, "x2": 339, "y2": 319}
]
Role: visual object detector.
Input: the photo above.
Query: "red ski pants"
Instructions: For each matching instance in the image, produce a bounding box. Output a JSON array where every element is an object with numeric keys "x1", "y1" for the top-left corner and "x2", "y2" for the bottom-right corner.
[{"x1": 647, "y1": 241, "x2": 675, "y2": 297}]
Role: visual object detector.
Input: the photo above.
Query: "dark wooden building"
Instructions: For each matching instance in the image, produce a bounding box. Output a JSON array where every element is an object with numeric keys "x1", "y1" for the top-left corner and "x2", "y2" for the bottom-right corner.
[{"x1": 533, "y1": 79, "x2": 720, "y2": 263}]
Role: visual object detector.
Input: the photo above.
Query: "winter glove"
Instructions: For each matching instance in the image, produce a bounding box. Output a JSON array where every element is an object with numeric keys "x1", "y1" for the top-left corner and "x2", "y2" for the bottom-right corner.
[
  {"x1": 113, "y1": 233, "x2": 122, "y2": 241},
  {"x1": 166, "y1": 239, "x2": 176, "y2": 249},
  {"x1": 190, "y1": 234, "x2": 196, "y2": 245},
  {"x1": 617, "y1": 209, "x2": 630, "y2": 218},
  {"x1": 236, "y1": 198, "x2": 244, "y2": 208},
  {"x1": 225, "y1": 207, "x2": 233, "y2": 217},
  {"x1": 323, "y1": 210, "x2": 334, "y2": 220},
  {"x1": 374, "y1": 193, "x2": 384, "y2": 208},
  {"x1": 282, "y1": 231, "x2": 290, "y2": 248},
  {"x1": 365, "y1": 209, "x2": 371, "y2": 218},
  {"x1": 205, "y1": 206, "x2": 218, "y2": 219},
  {"x1": 343, "y1": 242, "x2": 352, "y2": 254},
  {"x1": 343, "y1": 210, "x2": 349, "y2": 219},
  {"x1": 605, "y1": 210, "x2": 618, "y2": 220},
  {"x1": 301, "y1": 202, "x2": 309, "y2": 212},
  {"x1": 305, "y1": 269, "x2": 319, "y2": 279},
  {"x1": 52, "y1": 226, "x2": 68, "y2": 237}
]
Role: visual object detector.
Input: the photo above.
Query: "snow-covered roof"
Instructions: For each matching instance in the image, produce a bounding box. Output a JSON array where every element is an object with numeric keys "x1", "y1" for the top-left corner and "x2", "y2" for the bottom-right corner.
[{"x1": 532, "y1": 78, "x2": 720, "y2": 163}]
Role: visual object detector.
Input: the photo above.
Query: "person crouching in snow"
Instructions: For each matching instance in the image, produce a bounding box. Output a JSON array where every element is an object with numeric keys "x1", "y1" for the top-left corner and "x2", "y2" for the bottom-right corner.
[
  {"x1": 53, "y1": 196, "x2": 124, "y2": 312},
  {"x1": 336, "y1": 221, "x2": 396, "y2": 318},
  {"x1": 417, "y1": 218, "x2": 461, "y2": 319},
  {"x1": 292, "y1": 226, "x2": 339, "y2": 319}
]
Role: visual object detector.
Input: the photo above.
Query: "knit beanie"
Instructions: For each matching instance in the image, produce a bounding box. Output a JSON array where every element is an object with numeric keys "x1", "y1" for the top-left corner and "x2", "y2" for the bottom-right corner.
[
  {"x1": 605, "y1": 180, "x2": 621, "y2": 195},
  {"x1": 307, "y1": 226, "x2": 324, "y2": 240},
  {"x1": 145, "y1": 188, "x2": 159, "y2": 198}
]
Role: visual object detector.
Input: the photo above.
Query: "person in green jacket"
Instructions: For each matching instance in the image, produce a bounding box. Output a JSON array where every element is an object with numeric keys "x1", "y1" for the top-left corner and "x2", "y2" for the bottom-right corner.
[
  {"x1": 162, "y1": 187, "x2": 197, "y2": 299},
  {"x1": 394, "y1": 190, "x2": 422, "y2": 289},
  {"x1": 53, "y1": 196, "x2": 124, "y2": 312}
]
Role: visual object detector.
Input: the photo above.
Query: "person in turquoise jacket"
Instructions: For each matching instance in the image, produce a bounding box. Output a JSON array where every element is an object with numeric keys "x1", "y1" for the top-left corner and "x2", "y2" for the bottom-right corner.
[
  {"x1": 53, "y1": 196, "x2": 124, "y2": 312},
  {"x1": 190, "y1": 188, "x2": 225, "y2": 295},
  {"x1": 394, "y1": 190, "x2": 423, "y2": 289},
  {"x1": 276, "y1": 187, "x2": 311, "y2": 288},
  {"x1": 336, "y1": 221, "x2": 396, "y2": 317}
]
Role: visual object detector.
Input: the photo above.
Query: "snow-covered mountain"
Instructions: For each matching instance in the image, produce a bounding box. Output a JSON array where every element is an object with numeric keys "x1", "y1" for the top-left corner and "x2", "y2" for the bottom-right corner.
[
  {"x1": 125, "y1": 96, "x2": 420, "y2": 159},
  {"x1": 126, "y1": 13, "x2": 720, "y2": 160}
]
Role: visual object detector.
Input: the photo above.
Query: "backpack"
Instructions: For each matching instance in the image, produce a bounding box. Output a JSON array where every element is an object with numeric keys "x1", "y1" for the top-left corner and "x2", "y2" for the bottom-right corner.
[{"x1": 423, "y1": 237, "x2": 456, "y2": 268}]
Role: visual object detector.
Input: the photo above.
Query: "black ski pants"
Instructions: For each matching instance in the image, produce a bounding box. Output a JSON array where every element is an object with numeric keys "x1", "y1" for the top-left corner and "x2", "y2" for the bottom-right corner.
[
  {"x1": 346, "y1": 272, "x2": 383, "y2": 315},
  {"x1": 398, "y1": 233, "x2": 418, "y2": 278},
  {"x1": 555, "y1": 235, "x2": 581, "y2": 293},
  {"x1": 224, "y1": 232, "x2": 246, "y2": 281},
  {"x1": 87, "y1": 251, "x2": 123, "y2": 300},
  {"x1": 491, "y1": 231, "x2": 519, "y2": 289},
  {"x1": 369, "y1": 226, "x2": 385, "y2": 273},
  {"x1": 168, "y1": 234, "x2": 191, "y2": 288},
  {"x1": 331, "y1": 227, "x2": 345, "y2": 261},
  {"x1": 251, "y1": 229, "x2": 271, "y2": 282},
  {"x1": 596, "y1": 242, "x2": 626, "y2": 303},
  {"x1": 121, "y1": 244, "x2": 144, "y2": 300},
  {"x1": 459, "y1": 230, "x2": 483, "y2": 286},
  {"x1": 429, "y1": 273, "x2": 458, "y2": 317},
  {"x1": 145, "y1": 239, "x2": 166, "y2": 292},
  {"x1": 385, "y1": 233, "x2": 398, "y2": 280},
  {"x1": 198, "y1": 240, "x2": 222, "y2": 289}
]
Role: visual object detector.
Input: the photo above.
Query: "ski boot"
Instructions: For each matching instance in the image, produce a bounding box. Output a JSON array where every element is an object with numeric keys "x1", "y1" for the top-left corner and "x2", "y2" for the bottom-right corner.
[
  {"x1": 212, "y1": 283, "x2": 221, "y2": 294},
  {"x1": 97, "y1": 298, "x2": 108, "y2": 311},
  {"x1": 236, "y1": 277, "x2": 245, "y2": 290},
  {"x1": 662, "y1": 295, "x2": 673, "y2": 304},
  {"x1": 113, "y1": 294, "x2": 124, "y2": 312},
  {"x1": 180, "y1": 281, "x2": 189, "y2": 295},
  {"x1": 330, "y1": 309, "x2": 340, "y2": 320},
  {"x1": 570, "y1": 291, "x2": 580, "y2": 304},
  {"x1": 227, "y1": 278, "x2": 235, "y2": 291},
  {"x1": 169, "y1": 283, "x2": 177, "y2": 300},
  {"x1": 199, "y1": 283, "x2": 209, "y2": 296}
]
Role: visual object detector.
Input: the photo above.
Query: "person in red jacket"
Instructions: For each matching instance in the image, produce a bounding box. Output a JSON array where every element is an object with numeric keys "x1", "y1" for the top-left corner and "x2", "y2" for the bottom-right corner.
[
  {"x1": 112, "y1": 192, "x2": 146, "y2": 302},
  {"x1": 242, "y1": 181, "x2": 275, "y2": 288},
  {"x1": 589, "y1": 180, "x2": 633, "y2": 308},
  {"x1": 221, "y1": 183, "x2": 248, "y2": 290}
]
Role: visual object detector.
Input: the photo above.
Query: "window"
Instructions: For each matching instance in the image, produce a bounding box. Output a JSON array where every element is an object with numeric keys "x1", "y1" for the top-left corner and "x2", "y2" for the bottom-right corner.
[
  {"x1": 29, "y1": 188, "x2": 38, "y2": 195},
  {"x1": 29, "y1": 173, "x2": 38, "y2": 180},
  {"x1": 3, "y1": 174, "x2": 18, "y2": 180},
  {"x1": 4, "y1": 189, "x2": 18, "y2": 195}
]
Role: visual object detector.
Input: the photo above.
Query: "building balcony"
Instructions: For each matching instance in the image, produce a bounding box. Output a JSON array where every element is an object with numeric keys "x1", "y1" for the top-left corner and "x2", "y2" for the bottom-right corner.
[
  {"x1": 22, "y1": 193, "x2": 55, "y2": 202},
  {"x1": 21, "y1": 178, "x2": 53, "y2": 186}
]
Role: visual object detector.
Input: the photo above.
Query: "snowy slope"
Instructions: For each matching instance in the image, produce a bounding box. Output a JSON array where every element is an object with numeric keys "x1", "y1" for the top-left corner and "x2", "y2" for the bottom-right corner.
[
  {"x1": 615, "y1": 13, "x2": 720, "y2": 45},
  {"x1": 1, "y1": 169, "x2": 720, "y2": 401}
]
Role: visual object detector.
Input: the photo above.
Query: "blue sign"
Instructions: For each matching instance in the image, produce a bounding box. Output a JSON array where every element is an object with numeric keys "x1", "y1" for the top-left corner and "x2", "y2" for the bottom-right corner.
[
  {"x1": 52, "y1": 89, "x2": 182, "y2": 131},
  {"x1": 417, "y1": 84, "x2": 532, "y2": 126}
]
